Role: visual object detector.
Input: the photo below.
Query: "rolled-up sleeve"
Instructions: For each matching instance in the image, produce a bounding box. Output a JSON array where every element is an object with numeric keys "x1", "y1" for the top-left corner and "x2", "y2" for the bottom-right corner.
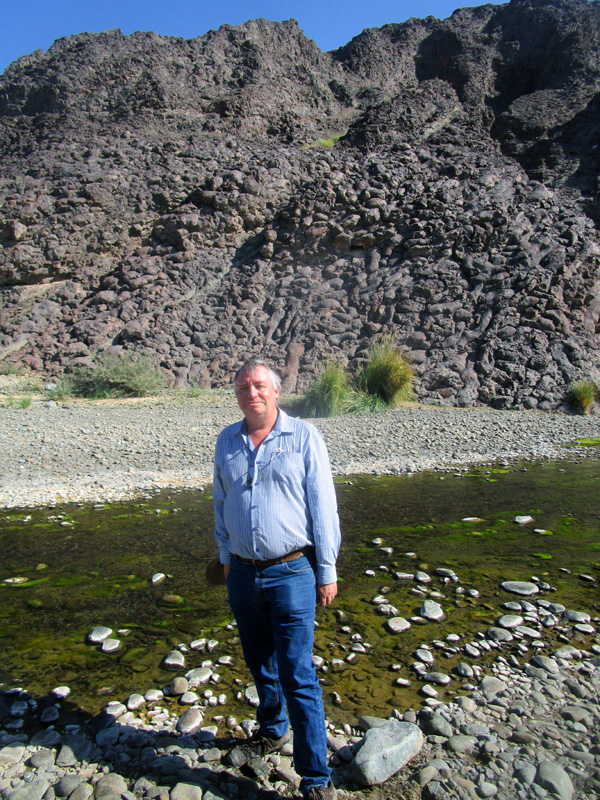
[
  {"x1": 213, "y1": 435, "x2": 231, "y2": 566},
  {"x1": 304, "y1": 427, "x2": 341, "y2": 585}
]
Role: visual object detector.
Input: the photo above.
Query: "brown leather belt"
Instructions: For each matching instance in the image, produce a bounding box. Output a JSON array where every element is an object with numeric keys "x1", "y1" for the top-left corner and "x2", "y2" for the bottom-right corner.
[{"x1": 238, "y1": 550, "x2": 305, "y2": 568}]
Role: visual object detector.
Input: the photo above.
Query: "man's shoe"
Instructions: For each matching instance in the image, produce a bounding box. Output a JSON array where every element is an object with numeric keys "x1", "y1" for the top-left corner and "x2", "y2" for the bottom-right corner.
[
  {"x1": 226, "y1": 730, "x2": 291, "y2": 768},
  {"x1": 306, "y1": 781, "x2": 337, "y2": 800}
]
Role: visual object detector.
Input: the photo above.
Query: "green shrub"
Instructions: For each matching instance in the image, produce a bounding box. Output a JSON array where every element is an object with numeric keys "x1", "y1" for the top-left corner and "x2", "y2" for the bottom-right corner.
[
  {"x1": 357, "y1": 336, "x2": 415, "y2": 406},
  {"x1": 0, "y1": 363, "x2": 23, "y2": 376},
  {"x1": 298, "y1": 362, "x2": 353, "y2": 418},
  {"x1": 569, "y1": 380, "x2": 599, "y2": 415},
  {"x1": 68, "y1": 352, "x2": 167, "y2": 398},
  {"x1": 16, "y1": 395, "x2": 33, "y2": 409},
  {"x1": 44, "y1": 380, "x2": 72, "y2": 402}
]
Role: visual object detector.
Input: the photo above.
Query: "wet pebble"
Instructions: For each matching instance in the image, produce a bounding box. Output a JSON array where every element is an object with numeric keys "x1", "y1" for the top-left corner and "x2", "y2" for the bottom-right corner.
[
  {"x1": 387, "y1": 617, "x2": 411, "y2": 634},
  {"x1": 87, "y1": 626, "x2": 112, "y2": 644}
]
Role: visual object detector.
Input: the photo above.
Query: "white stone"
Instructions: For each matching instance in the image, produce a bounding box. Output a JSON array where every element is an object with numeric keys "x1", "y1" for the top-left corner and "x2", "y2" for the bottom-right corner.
[
  {"x1": 530, "y1": 655, "x2": 560, "y2": 674},
  {"x1": 435, "y1": 568, "x2": 457, "y2": 578},
  {"x1": 574, "y1": 623, "x2": 595, "y2": 634},
  {"x1": 516, "y1": 625, "x2": 542, "y2": 639},
  {"x1": 387, "y1": 617, "x2": 411, "y2": 634},
  {"x1": 177, "y1": 707, "x2": 204, "y2": 735},
  {"x1": 127, "y1": 694, "x2": 145, "y2": 711},
  {"x1": 423, "y1": 672, "x2": 451, "y2": 685},
  {"x1": 501, "y1": 581, "x2": 539, "y2": 596},
  {"x1": 105, "y1": 701, "x2": 127, "y2": 717},
  {"x1": 88, "y1": 626, "x2": 113, "y2": 643},
  {"x1": 245, "y1": 685, "x2": 260, "y2": 707},
  {"x1": 180, "y1": 692, "x2": 200, "y2": 705},
  {"x1": 498, "y1": 614, "x2": 524, "y2": 628},
  {"x1": 420, "y1": 599, "x2": 445, "y2": 622},
  {"x1": 164, "y1": 650, "x2": 185, "y2": 669},
  {"x1": 487, "y1": 627, "x2": 513, "y2": 643},
  {"x1": 564, "y1": 609, "x2": 591, "y2": 623},
  {"x1": 101, "y1": 638, "x2": 121, "y2": 653},
  {"x1": 415, "y1": 648, "x2": 435, "y2": 664}
]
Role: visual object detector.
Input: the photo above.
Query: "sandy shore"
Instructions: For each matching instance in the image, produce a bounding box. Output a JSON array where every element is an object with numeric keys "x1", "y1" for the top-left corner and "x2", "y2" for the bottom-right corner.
[{"x1": 1, "y1": 397, "x2": 599, "y2": 508}]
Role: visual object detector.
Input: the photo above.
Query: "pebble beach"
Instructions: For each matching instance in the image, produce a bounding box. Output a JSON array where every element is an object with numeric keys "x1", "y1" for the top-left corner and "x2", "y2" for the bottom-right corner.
[
  {"x1": 1, "y1": 399, "x2": 600, "y2": 800},
  {"x1": 1, "y1": 398, "x2": 599, "y2": 509}
]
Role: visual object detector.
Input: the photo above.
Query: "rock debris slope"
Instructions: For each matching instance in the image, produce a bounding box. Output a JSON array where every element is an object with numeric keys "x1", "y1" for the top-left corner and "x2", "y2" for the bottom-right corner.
[{"x1": 0, "y1": 0, "x2": 599, "y2": 407}]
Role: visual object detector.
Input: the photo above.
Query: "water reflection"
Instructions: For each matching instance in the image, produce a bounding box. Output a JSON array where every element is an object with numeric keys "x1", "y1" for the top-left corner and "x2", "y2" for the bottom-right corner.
[{"x1": 1, "y1": 459, "x2": 598, "y2": 724}]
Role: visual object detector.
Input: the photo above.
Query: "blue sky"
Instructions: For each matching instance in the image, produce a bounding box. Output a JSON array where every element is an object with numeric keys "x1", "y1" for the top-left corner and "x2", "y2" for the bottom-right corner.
[{"x1": 1, "y1": 0, "x2": 507, "y2": 75}]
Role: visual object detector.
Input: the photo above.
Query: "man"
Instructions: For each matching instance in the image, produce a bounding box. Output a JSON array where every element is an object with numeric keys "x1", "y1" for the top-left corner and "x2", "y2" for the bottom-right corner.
[{"x1": 213, "y1": 357, "x2": 341, "y2": 800}]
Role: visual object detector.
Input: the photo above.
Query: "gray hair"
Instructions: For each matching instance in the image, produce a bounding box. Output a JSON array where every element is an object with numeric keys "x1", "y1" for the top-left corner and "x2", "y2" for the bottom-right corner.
[{"x1": 234, "y1": 358, "x2": 281, "y2": 394}]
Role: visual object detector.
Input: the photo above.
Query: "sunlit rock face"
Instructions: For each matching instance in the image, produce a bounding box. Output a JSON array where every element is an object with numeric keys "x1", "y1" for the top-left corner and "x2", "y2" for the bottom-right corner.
[{"x1": 1, "y1": 1, "x2": 599, "y2": 407}]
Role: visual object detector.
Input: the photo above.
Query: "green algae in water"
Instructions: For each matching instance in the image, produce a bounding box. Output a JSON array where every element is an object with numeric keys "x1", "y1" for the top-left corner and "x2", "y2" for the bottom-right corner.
[{"x1": 0, "y1": 459, "x2": 599, "y2": 723}]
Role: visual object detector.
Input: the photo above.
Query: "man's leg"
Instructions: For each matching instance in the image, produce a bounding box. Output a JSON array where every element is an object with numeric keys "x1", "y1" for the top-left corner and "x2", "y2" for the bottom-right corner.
[
  {"x1": 226, "y1": 556, "x2": 289, "y2": 738},
  {"x1": 263, "y1": 556, "x2": 331, "y2": 795}
]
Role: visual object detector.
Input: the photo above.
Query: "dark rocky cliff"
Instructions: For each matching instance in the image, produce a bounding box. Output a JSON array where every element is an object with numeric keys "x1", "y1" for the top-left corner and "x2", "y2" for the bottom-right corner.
[{"x1": 1, "y1": 0, "x2": 599, "y2": 407}]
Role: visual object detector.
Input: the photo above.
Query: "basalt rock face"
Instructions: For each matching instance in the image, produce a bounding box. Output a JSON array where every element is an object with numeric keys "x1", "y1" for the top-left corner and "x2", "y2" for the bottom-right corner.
[{"x1": 0, "y1": 0, "x2": 599, "y2": 407}]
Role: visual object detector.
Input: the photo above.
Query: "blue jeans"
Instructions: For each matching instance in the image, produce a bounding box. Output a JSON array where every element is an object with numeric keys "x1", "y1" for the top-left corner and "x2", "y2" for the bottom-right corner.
[{"x1": 227, "y1": 554, "x2": 330, "y2": 794}]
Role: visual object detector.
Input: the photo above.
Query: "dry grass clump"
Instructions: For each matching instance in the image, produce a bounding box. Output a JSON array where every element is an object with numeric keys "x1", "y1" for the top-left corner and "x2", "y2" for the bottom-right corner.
[
  {"x1": 63, "y1": 352, "x2": 167, "y2": 399},
  {"x1": 568, "y1": 380, "x2": 599, "y2": 415},
  {"x1": 298, "y1": 338, "x2": 414, "y2": 418}
]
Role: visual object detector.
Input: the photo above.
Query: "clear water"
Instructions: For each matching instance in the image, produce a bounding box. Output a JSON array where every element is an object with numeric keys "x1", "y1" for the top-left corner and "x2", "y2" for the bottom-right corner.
[{"x1": 1, "y1": 458, "x2": 598, "y2": 726}]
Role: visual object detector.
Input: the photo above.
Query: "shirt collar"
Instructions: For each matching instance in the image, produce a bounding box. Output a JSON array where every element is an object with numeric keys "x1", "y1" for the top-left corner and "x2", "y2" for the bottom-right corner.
[{"x1": 235, "y1": 407, "x2": 293, "y2": 439}]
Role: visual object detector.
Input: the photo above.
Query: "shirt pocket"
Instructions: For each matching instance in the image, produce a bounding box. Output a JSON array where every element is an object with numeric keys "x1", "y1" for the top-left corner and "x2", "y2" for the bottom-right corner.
[{"x1": 270, "y1": 451, "x2": 305, "y2": 486}]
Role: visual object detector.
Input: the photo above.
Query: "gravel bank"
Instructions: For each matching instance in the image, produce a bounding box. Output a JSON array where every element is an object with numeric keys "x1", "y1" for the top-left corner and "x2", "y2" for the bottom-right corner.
[{"x1": 1, "y1": 400, "x2": 599, "y2": 509}]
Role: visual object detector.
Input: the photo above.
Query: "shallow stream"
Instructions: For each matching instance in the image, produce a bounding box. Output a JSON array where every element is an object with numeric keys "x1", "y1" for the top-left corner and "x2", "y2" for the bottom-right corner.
[{"x1": 1, "y1": 457, "x2": 598, "y2": 728}]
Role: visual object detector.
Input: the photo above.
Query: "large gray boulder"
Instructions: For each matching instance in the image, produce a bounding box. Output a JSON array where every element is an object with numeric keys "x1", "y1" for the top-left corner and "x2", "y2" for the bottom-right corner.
[
  {"x1": 535, "y1": 761, "x2": 574, "y2": 800},
  {"x1": 349, "y1": 719, "x2": 423, "y2": 786}
]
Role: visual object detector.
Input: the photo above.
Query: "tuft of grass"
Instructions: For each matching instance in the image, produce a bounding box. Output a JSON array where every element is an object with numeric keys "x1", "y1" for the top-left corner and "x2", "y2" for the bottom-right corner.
[
  {"x1": 346, "y1": 390, "x2": 388, "y2": 414},
  {"x1": 45, "y1": 380, "x2": 72, "y2": 402},
  {"x1": 568, "y1": 380, "x2": 599, "y2": 415},
  {"x1": 301, "y1": 131, "x2": 347, "y2": 150},
  {"x1": 298, "y1": 362, "x2": 353, "y2": 418},
  {"x1": 2, "y1": 395, "x2": 33, "y2": 409},
  {"x1": 67, "y1": 352, "x2": 167, "y2": 398},
  {"x1": 16, "y1": 396, "x2": 33, "y2": 409},
  {"x1": 357, "y1": 336, "x2": 415, "y2": 407},
  {"x1": 0, "y1": 363, "x2": 24, "y2": 376}
]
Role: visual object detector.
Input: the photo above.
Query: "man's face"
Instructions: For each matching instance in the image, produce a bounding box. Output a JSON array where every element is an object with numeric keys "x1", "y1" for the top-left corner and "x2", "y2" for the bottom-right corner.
[{"x1": 236, "y1": 366, "x2": 279, "y2": 424}]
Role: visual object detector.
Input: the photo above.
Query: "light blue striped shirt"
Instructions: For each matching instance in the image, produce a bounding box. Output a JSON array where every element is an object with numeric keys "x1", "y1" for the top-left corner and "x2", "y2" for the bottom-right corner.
[{"x1": 213, "y1": 408, "x2": 341, "y2": 585}]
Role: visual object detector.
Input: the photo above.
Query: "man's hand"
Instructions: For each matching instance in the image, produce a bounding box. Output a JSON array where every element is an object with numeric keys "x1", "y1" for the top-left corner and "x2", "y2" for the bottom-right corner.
[
  {"x1": 317, "y1": 582, "x2": 337, "y2": 607},
  {"x1": 223, "y1": 564, "x2": 230, "y2": 580}
]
